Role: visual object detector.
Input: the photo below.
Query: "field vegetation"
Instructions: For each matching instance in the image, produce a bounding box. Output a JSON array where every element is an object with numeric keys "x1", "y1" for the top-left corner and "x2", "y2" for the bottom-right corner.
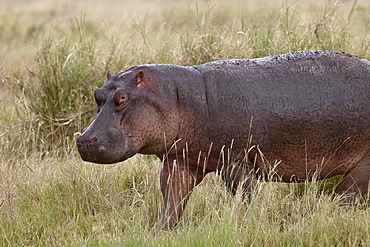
[{"x1": 1, "y1": 0, "x2": 370, "y2": 246}]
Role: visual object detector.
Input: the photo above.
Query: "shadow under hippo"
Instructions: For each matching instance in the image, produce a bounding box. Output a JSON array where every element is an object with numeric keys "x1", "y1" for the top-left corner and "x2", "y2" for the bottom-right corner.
[{"x1": 77, "y1": 50, "x2": 370, "y2": 230}]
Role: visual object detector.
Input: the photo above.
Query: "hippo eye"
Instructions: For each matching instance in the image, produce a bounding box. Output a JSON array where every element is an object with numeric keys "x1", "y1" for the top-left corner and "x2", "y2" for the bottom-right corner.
[{"x1": 115, "y1": 93, "x2": 128, "y2": 107}]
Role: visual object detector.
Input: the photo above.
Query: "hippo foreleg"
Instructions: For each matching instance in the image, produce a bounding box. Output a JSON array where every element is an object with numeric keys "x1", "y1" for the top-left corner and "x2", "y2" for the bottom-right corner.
[
  {"x1": 221, "y1": 161, "x2": 257, "y2": 200},
  {"x1": 156, "y1": 156, "x2": 205, "y2": 230}
]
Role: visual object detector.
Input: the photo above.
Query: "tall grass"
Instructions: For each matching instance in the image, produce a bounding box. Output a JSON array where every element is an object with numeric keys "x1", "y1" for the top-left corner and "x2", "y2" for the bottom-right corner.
[
  {"x1": 1, "y1": 155, "x2": 369, "y2": 246},
  {"x1": 1, "y1": 0, "x2": 370, "y2": 246}
]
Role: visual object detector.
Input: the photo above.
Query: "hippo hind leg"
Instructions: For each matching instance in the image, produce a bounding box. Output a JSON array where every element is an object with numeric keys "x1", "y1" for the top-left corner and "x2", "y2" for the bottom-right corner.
[{"x1": 342, "y1": 152, "x2": 370, "y2": 204}]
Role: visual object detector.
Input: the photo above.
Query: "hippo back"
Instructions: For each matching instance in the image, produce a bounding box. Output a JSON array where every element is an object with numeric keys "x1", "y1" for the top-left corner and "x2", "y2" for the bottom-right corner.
[{"x1": 185, "y1": 50, "x2": 370, "y2": 179}]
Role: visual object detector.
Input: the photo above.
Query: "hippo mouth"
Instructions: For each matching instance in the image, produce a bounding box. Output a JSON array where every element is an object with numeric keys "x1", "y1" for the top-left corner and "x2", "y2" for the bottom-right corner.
[{"x1": 76, "y1": 131, "x2": 136, "y2": 164}]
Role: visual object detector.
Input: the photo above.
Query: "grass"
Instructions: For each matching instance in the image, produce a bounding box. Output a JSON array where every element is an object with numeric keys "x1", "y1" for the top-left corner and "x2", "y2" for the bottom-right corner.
[
  {"x1": 2, "y1": 155, "x2": 369, "y2": 246},
  {"x1": 1, "y1": 0, "x2": 370, "y2": 246}
]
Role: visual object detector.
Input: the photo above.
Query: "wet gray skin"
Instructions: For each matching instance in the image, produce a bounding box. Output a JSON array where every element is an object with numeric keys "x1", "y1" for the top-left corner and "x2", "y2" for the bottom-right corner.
[
  {"x1": 77, "y1": 73, "x2": 139, "y2": 164},
  {"x1": 77, "y1": 50, "x2": 370, "y2": 230}
]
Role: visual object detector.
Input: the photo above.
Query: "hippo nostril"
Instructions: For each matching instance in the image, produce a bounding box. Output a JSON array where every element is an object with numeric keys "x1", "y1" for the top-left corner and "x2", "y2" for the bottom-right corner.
[{"x1": 91, "y1": 136, "x2": 99, "y2": 144}]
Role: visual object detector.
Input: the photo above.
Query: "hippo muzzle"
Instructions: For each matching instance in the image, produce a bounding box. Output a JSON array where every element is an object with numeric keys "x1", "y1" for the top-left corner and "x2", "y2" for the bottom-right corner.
[{"x1": 76, "y1": 123, "x2": 136, "y2": 164}]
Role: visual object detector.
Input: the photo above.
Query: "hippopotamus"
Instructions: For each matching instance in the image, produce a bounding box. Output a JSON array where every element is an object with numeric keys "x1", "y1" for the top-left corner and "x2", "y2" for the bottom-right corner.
[{"x1": 76, "y1": 50, "x2": 370, "y2": 230}]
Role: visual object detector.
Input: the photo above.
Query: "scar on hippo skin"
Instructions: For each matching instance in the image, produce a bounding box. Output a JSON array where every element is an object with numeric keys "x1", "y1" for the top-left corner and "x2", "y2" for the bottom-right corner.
[{"x1": 77, "y1": 50, "x2": 370, "y2": 230}]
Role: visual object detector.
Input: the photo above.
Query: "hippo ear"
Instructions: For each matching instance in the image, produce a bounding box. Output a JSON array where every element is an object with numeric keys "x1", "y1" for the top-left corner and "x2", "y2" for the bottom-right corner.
[
  {"x1": 107, "y1": 71, "x2": 113, "y2": 80},
  {"x1": 134, "y1": 70, "x2": 145, "y2": 85}
]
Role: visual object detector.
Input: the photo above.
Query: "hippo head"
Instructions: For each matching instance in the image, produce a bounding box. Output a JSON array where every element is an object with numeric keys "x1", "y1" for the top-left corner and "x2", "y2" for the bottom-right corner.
[{"x1": 76, "y1": 67, "x2": 179, "y2": 164}]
